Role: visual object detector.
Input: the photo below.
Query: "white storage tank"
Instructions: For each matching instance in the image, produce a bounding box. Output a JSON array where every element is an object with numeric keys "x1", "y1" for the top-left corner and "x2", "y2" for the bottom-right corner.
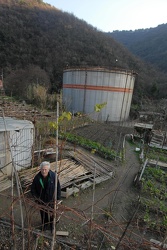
[{"x1": 63, "y1": 67, "x2": 136, "y2": 122}]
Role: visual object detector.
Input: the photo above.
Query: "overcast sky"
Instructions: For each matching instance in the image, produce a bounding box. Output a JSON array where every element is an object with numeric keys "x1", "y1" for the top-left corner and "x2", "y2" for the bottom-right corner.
[{"x1": 44, "y1": 0, "x2": 167, "y2": 32}]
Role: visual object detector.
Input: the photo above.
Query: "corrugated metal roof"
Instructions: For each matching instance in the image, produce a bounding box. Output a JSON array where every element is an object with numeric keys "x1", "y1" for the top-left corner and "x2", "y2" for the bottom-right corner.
[{"x1": 0, "y1": 117, "x2": 34, "y2": 132}]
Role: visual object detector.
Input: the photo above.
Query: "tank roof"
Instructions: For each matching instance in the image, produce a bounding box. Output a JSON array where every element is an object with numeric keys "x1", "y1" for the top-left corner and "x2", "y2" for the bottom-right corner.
[
  {"x1": 63, "y1": 66, "x2": 137, "y2": 76},
  {"x1": 0, "y1": 117, "x2": 34, "y2": 132}
]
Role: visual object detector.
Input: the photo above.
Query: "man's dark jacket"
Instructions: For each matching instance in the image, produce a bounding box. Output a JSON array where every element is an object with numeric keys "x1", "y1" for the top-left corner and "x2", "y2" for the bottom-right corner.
[{"x1": 31, "y1": 170, "x2": 61, "y2": 203}]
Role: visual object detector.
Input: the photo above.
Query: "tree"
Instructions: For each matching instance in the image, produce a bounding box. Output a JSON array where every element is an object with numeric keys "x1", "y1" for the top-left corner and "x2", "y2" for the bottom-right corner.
[
  {"x1": 4, "y1": 65, "x2": 50, "y2": 100},
  {"x1": 27, "y1": 84, "x2": 47, "y2": 109}
]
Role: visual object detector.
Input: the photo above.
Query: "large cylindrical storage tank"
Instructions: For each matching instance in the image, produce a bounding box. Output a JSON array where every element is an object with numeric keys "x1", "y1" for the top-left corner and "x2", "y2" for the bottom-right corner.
[{"x1": 63, "y1": 67, "x2": 136, "y2": 122}]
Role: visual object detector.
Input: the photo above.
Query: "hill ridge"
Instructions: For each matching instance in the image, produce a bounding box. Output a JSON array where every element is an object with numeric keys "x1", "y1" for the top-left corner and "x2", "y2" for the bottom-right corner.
[{"x1": 0, "y1": 0, "x2": 167, "y2": 103}]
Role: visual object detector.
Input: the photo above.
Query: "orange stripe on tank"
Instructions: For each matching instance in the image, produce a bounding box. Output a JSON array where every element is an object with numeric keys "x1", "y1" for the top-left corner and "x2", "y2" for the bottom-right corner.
[{"x1": 63, "y1": 84, "x2": 133, "y2": 93}]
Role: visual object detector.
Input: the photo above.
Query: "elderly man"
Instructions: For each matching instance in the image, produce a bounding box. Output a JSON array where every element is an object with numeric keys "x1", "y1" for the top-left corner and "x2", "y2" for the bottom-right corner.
[{"x1": 31, "y1": 161, "x2": 61, "y2": 232}]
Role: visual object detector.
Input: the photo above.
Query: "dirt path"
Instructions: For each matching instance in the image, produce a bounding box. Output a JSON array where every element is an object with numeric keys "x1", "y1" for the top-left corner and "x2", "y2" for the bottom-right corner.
[
  {"x1": 109, "y1": 142, "x2": 140, "y2": 221},
  {"x1": 56, "y1": 141, "x2": 142, "y2": 248}
]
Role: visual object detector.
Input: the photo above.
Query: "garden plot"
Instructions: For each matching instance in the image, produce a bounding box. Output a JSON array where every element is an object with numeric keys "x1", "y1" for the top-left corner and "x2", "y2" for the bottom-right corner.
[{"x1": 138, "y1": 165, "x2": 167, "y2": 235}]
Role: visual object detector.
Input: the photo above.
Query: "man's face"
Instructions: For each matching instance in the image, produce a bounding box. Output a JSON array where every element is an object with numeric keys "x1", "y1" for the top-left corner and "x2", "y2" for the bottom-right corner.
[{"x1": 41, "y1": 165, "x2": 50, "y2": 178}]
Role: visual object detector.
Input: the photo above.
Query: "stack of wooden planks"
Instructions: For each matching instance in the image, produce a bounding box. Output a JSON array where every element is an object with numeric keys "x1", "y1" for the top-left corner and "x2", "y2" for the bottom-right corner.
[
  {"x1": 18, "y1": 149, "x2": 113, "y2": 198},
  {"x1": 149, "y1": 130, "x2": 167, "y2": 149}
]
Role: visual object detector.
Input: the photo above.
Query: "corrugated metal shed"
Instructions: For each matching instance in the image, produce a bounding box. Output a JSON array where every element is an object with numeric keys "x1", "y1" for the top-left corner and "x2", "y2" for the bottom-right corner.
[{"x1": 0, "y1": 117, "x2": 34, "y2": 175}]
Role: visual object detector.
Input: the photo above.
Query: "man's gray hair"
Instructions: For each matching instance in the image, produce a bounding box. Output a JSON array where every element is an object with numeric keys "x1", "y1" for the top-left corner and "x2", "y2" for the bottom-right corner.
[{"x1": 40, "y1": 161, "x2": 50, "y2": 169}]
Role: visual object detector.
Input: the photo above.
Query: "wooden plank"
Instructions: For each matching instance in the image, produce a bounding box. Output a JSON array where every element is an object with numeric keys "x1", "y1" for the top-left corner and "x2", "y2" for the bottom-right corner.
[
  {"x1": 0, "y1": 173, "x2": 12, "y2": 192},
  {"x1": 0, "y1": 178, "x2": 11, "y2": 184},
  {"x1": 0, "y1": 180, "x2": 11, "y2": 192},
  {"x1": 60, "y1": 173, "x2": 94, "y2": 189},
  {"x1": 80, "y1": 180, "x2": 94, "y2": 190},
  {"x1": 80, "y1": 173, "x2": 112, "y2": 190},
  {"x1": 150, "y1": 238, "x2": 167, "y2": 249},
  {"x1": 61, "y1": 186, "x2": 80, "y2": 198},
  {"x1": 56, "y1": 231, "x2": 69, "y2": 236},
  {"x1": 148, "y1": 159, "x2": 167, "y2": 169}
]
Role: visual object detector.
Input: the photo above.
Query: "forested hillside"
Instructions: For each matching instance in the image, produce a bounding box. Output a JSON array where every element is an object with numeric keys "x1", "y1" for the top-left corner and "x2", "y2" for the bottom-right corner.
[
  {"x1": 109, "y1": 24, "x2": 167, "y2": 73},
  {"x1": 0, "y1": 0, "x2": 167, "y2": 105}
]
